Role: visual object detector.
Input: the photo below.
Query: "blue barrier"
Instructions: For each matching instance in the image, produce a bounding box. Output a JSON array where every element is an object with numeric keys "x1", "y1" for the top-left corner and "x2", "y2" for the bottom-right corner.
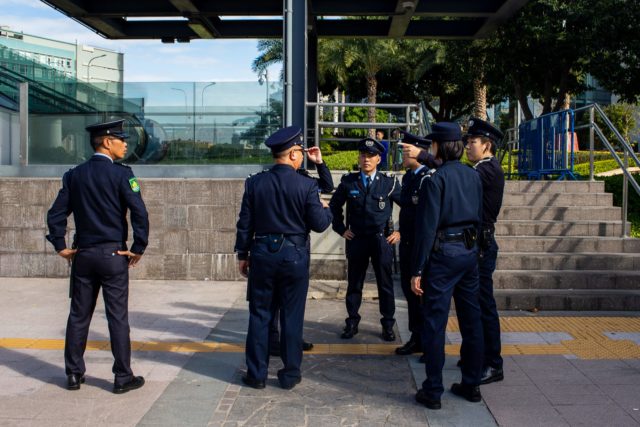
[{"x1": 518, "y1": 109, "x2": 577, "y2": 180}]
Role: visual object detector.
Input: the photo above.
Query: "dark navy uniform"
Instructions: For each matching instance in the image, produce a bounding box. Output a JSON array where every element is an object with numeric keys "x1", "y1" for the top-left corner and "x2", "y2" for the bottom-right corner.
[
  {"x1": 466, "y1": 118, "x2": 506, "y2": 380},
  {"x1": 329, "y1": 138, "x2": 401, "y2": 337},
  {"x1": 269, "y1": 160, "x2": 334, "y2": 353},
  {"x1": 235, "y1": 127, "x2": 332, "y2": 388},
  {"x1": 395, "y1": 130, "x2": 434, "y2": 356},
  {"x1": 46, "y1": 120, "x2": 149, "y2": 389},
  {"x1": 411, "y1": 123, "x2": 484, "y2": 404}
]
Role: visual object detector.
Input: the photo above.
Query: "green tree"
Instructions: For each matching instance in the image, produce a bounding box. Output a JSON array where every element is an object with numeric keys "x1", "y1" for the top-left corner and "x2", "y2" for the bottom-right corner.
[
  {"x1": 596, "y1": 103, "x2": 638, "y2": 147},
  {"x1": 485, "y1": 0, "x2": 594, "y2": 120},
  {"x1": 318, "y1": 37, "x2": 397, "y2": 135},
  {"x1": 252, "y1": 39, "x2": 283, "y2": 80},
  {"x1": 589, "y1": 0, "x2": 640, "y2": 103}
]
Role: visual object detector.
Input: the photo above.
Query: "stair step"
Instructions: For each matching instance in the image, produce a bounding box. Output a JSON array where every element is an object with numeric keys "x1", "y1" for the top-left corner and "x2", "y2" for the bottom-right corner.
[
  {"x1": 502, "y1": 192, "x2": 613, "y2": 207},
  {"x1": 504, "y1": 181, "x2": 604, "y2": 193},
  {"x1": 493, "y1": 270, "x2": 640, "y2": 290},
  {"x1": 497, "y1": 253, "x2": 640, "y2": 270},
  {"x1": 494, "y1": 289, "x2": 640, "y2": 311},
  {"x1": 496, "y1": 220, "x2": 628, "y2": 237},
  {"x1": 496, "y1": 236, "x2": 640, "y2": 253},
  {"x1": 499, "y1": 206, "x2": 620, "y2": 221}
]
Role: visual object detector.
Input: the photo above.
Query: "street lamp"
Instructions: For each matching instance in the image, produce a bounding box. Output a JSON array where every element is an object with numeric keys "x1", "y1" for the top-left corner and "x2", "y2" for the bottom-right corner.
[
  {"x1": 171, "y1": 87, "x2": 189, "y2": 155},
  {"x1": 258, "y1": 69, "x2": 270, "y2": 134},
  {"x1": 201, "y1": 82, "x2": 216, "y2": 143},
  {"x1": 201, "y1": 82, "x2": 216, "y2": 116},
  {"x1": 87, "y1": 54, "x2": 106, "y2": 83}
]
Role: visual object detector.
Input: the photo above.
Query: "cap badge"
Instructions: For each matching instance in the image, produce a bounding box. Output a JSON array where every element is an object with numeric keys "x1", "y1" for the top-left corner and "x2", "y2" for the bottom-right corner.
[{"x1": 365, "y1": 140, "x2": 374, "y2": 147}]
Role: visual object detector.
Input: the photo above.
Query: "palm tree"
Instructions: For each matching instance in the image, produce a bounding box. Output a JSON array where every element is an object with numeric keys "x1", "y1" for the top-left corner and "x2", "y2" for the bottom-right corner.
[
  {"x1": 252, "y1": 39, "x2": 283, "y2": 81},
  {"x1": 318, "y1": 38, "x2": 396, "y2": 137}
]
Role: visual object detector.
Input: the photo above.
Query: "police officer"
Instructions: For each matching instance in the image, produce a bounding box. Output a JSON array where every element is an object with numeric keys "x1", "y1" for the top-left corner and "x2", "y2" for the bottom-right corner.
[
  {"x1": 46, "y1": 119, "x2": 149, "y2": 394},
  {"x1": 464, "y1": 118, "x2": 505, "y2": 385},
  {"x1": 410, "y1": 122, "x2": 484, "y2": 410},
  {"x1": 268, "y1": 145, "x2": 334, "y2": 356},
  {"x1": 329, "y1": 138, "x2": 401, "y2": 341},
  {"x1": 395, "y1": 131, "x2": 432, "y2": 360},
  {"x1": 235, "y1": 126, "x2": 332, "y2": 390}
]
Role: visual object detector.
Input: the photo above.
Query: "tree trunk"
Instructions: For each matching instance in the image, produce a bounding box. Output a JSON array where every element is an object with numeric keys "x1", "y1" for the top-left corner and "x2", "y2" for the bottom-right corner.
[
  {"x1": 472, "y1": 77, "x2": 487, "y2": 120},
  {"x1": 367, "y1": 74, "x2": 377, "y2": 138},
  {"x1": 514, "y1": 81, "x2": 534, "y2": 121}
]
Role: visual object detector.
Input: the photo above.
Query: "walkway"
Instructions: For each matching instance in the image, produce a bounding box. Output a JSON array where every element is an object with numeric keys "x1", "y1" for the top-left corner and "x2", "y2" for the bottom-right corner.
[{"x1": 0, "y1": 278, "x2": 639, "y2": 426}]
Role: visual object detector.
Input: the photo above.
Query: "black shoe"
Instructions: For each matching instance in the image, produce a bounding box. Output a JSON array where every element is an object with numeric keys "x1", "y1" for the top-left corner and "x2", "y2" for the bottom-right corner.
[
  {"x1": 480, "y1": 367, "x2": 504, "y2": 385},
  {"x1": 113, "y1": 376, "x2": 145, "y2": 394},
  {"x1": 341, "y1": 324, "x2": 358, "y2": 339},
  {"x1": 279, "y1": 377, "x2": 301, "y2": 390},
  {"x1": 241, "y1": 375, "x2": 266, "y2": 389},
  {"x1": 382, "y1": 327, "x2": 396, "y2": 342},
  {"x1": 67, "y1": 374, "x2": 85, "y2": 390},
  {"x1": 302, "y1": 341, "x2": 314, "y2": 351},
  {"x1": 450, "y1": 383, "x2": 482, "y2": 402},
  {"x1": 395, "y1": 339, "x2": 421, "y2": 355},
  {"x1": 415, "y1": 389, "x2": 441, "y2": 410},
  {"x1": 418, "y1": 354, "x2": 426, "y2": 364}
]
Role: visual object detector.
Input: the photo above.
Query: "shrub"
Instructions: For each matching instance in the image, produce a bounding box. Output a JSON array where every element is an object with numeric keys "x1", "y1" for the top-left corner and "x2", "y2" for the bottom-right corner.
[{"x1": 324, "y1": 150, "x2": 359, "y2": 171}]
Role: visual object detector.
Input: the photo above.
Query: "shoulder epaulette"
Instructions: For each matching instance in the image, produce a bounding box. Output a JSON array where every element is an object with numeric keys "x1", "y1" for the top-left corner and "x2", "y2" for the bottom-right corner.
[{"x1": 114, "y1": 162, "x2": 131, "y2": 169}]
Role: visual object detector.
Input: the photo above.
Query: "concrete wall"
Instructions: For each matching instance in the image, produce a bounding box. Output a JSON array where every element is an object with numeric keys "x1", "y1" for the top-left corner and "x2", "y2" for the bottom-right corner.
[{"x1": 0, "y1": 177, "x2": 347, "y2": 281}]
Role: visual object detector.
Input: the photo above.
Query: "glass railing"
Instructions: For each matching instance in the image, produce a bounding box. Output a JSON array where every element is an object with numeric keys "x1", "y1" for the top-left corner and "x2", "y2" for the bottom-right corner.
[{"x1": 15, "y1": 80, "x2": 283, "y2": 166}]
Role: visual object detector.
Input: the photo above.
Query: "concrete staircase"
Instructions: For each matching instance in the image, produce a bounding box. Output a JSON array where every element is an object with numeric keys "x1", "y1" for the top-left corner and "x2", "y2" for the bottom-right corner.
[{"x1": 494, "y1": 180, "x2": 640, "y2": 311}]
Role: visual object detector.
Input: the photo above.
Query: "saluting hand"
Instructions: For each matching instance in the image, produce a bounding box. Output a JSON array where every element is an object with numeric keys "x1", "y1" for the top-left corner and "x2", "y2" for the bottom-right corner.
[
  {"x1": 57, "y1": 248, "x2": 77, "y2": 261},
  {"x1": 117, "y1": 250, "x2": 142, "y2": 267},
  {"x1": 238, "y1": 259, "x2": 250, "y2": 278},
  {"x1": 342, "y1": 230, "x2": 355, "y2": 240},
  {"x1": 411, "y1": 276, "x2": 423, "y2": 296},
  {"x1": 306, "y1": 146, "x2": 323, "y2": 164},
  {"x1": 402, "y1": 143, "x2": 422, "y2": 159},
  {"x1": 386, "y1": 231, "x2": 400, "y2": 245}
]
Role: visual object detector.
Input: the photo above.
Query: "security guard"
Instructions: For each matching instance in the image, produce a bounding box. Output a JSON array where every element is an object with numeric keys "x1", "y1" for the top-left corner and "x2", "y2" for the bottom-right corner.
[
  {"x1": 329, "y1": 138, "x2": 401, "y2": 341},
  {"x1": 395, "y1": 131, "x2": 432, "y2": 360},
  {"x1": 268, "y1": 145, "x2": 334, "y2": 356},
  {"x1": 410, "y1": 122, "x2": 484, "y2": 410},
  {"x1": 235, "y1": 126, "x2": 332, "y2": 390},
  {"x1": 46, "y1": 119, "x2": 149, "y2": 394},
  {"x1": 464, "y1": 118, "x2": 505, "y2": 385}
]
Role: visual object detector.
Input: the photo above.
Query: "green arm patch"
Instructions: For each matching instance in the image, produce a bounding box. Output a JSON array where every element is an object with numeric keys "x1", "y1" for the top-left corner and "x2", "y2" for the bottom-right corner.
[{"x1": 129, "y1": 177, "x2": 141, "y2": 192}]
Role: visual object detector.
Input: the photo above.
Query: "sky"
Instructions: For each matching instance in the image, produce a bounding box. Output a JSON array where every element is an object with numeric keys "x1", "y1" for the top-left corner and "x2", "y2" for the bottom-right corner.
[{"x1": 0, "y1": 0, "x2": 281, "y2": 83}]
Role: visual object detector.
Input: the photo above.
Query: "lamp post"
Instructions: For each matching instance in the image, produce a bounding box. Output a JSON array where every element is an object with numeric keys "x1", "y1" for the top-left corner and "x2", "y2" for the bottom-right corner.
[
  {"x1": 171, "y1": 87, "x2": 188, "y2": 157},
  {"x1": 201, "y1": 82, "x2": 216, "y2": 143},
  {"x1": 258, "y1": 69, "x2": 270, "y2": 135},
  {"x1": 87, "y1": 53, "x2": 106, "y2": 83}
]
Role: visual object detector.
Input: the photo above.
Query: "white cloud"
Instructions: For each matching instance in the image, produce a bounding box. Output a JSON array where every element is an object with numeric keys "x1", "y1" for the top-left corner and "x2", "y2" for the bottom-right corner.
[{"x1": 1, "y1": 2, "x2": 276, "y2": 82}]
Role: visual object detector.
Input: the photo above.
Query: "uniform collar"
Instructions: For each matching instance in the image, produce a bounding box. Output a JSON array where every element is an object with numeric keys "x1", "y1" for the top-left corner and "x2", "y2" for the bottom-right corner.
[
  {"x1": 92, "y1": 153, "x2": 113, "y2": 163},
  {"x1": 360, "y1": 170, "x2": 376, "y2": 185},
  {"x1": 412, "y1": 165, "x2": 425, "y2": 175}
]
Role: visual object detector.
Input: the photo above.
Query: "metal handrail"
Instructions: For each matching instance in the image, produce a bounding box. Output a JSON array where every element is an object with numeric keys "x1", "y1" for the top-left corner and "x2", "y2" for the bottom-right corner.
[{"x1": 572, "y1": 103, "x2": 639, "y2": 237}]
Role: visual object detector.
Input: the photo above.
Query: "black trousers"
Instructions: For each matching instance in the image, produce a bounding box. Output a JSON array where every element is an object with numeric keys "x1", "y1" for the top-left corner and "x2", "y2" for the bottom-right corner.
[
  {"x1": 246, "y1": 240, "x2": 309, "y2": 386},
  {"x1": 399, "y1": 239, "x2": 423, "y2": 341},
  {"x1": 345, "y1": 233, "x2": 395, "y2": 329},
  {"x1": 64, "y1": 243, "x2": 133, "y2": 385}
]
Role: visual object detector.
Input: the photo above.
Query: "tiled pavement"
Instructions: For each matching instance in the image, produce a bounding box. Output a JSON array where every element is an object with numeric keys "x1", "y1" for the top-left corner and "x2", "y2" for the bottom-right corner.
[{"x1": 0, "y1": 277, "x2": 639, "y2": 426}]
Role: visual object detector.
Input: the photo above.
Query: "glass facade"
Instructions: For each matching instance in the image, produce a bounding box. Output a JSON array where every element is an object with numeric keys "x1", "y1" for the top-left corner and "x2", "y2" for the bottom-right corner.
[{"x1": 1, "y1": 74, "x2": 283, "y2": 168}]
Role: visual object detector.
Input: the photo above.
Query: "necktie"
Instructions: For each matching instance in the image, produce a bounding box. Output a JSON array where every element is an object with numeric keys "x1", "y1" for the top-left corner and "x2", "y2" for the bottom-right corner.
[{"x1": 366, "y1": 176, "x2": 372, "y2": 190}]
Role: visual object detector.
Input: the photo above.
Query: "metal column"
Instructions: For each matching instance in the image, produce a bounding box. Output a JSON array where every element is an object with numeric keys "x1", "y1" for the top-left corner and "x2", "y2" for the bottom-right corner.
[{"x1": 283, "y1": 0, "x2": 307, "y2": 130}]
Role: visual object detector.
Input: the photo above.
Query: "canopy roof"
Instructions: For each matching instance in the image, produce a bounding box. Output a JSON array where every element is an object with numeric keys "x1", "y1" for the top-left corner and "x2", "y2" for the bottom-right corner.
[{"x1": 42, "y1": 0, "x2": 528, "y2": 42}]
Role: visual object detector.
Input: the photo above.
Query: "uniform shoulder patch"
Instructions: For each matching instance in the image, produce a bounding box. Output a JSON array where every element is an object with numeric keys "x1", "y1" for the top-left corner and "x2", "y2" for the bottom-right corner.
[{"x1": 129, "y1": 177, "x2": 141, "y2": 192}]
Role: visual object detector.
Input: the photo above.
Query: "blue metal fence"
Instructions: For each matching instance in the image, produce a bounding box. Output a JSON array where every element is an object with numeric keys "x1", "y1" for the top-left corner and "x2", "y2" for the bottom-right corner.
[{"x1": 518, "y1": 109, "x2": 577, "y2": 180}]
